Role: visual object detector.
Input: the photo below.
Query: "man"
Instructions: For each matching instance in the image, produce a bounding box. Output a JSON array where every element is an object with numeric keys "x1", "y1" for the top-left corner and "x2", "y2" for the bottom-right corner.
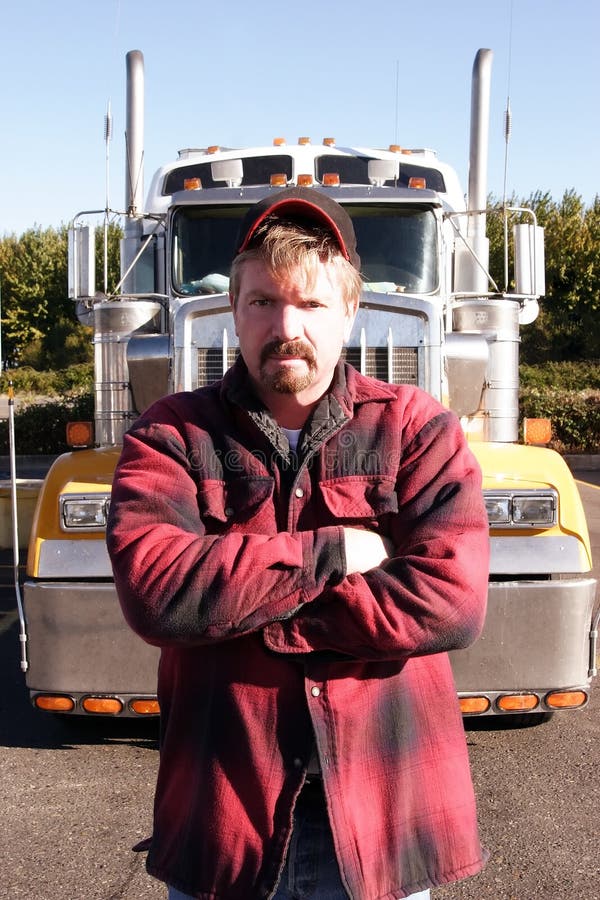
[{"x1": 107, "y1": 186, "x2": 490, "y2": 900}]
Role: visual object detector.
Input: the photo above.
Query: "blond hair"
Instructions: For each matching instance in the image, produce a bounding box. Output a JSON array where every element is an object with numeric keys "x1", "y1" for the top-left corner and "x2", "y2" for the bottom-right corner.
[{"x1": 230, "y1": 219, "x2": 362, "y2": 313}]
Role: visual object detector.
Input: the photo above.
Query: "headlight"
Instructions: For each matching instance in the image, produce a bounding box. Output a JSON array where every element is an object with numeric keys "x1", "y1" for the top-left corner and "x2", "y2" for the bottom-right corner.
[
  {"x1": 484, "y1": 495, "x2": 511, "y2": 525},
  {"x1": 483, "y1": 490, "x2": 557, "y2": 529},
  {"x1": 60, "y1": 494, "x2": 110, "y2": 531}
]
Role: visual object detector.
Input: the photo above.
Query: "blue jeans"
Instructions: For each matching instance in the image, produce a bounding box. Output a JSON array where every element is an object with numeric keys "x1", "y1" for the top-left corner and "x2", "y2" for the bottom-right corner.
[{"x1": 168, "y1": 781, "x2": 431, "y2": 900}]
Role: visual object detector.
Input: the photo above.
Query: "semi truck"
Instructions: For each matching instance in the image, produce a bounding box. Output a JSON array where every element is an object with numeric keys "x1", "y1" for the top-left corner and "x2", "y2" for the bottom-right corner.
[{"x1": 18, "y1": 48, "x2": 598, "y2": 720}]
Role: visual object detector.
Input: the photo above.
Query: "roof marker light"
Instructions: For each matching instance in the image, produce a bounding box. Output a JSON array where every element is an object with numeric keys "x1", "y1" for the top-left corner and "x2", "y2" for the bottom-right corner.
[
  {"x1": 184, "y1": 177, "x2": 202, "y2": 191},
  {"x1": 273, "y1": 137, "x2": 286, "y2": 146},
  {"x1": 408, "y1": 176, "x2": 427, "y2": 190},
  {"x1": 298, "y1": 136, "x2": 311, "y2": 145},
  {"x1": 323, "y1": 137, "x2": 335, "y2": 146},
  {"x1": 207, "y1": 145, "x2": 220, "y2": 154},
  {"x1": 297, "y1": 174, "x2": 313, "y2": 186},
  {"x1": 270, "y1": 173, "x2": 288, "y2": 187},
  {"x1": 322, "y1": 173, "x2": 340, "y2": 186}
]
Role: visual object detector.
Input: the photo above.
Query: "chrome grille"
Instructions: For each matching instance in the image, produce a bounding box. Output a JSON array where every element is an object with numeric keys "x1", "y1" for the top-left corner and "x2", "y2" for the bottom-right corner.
[
  {"x1": 197, "y1": 347, "x2": 239, "y2": 385},
  {"x1": 195, "y1": 346, "x2": 418, "y2": 387},
  {"x1": 342, "y1": 346, "x2": 418, "y2": 384}
]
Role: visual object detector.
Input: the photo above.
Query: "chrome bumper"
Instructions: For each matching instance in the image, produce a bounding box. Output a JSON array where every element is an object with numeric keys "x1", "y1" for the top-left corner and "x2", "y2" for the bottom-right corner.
[
  {"x1": 450, "y1": 577, "x2": 598, "y2": 693},
  {"x1": 23, "y1": 580, "x2": 159, "y2": 698}
]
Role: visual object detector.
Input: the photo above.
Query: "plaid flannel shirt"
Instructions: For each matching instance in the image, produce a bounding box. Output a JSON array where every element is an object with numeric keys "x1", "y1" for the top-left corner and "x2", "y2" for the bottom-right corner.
[{"x1": 107, "y1": 359, "x2": 490, "y2": 900}]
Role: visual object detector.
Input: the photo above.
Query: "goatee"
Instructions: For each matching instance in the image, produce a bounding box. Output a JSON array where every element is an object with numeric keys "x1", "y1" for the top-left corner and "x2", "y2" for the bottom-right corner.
[{"x1": 259, "y1": 340, "x2": 317, "y2": 394}]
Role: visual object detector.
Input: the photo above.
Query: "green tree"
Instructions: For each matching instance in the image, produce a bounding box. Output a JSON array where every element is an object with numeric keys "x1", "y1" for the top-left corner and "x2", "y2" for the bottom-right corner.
[
  {"x1": 0, "y1": 220, "x2": 122, "y2": 368},
  {"x1": 0, "y1": 226, "x2": 69, "y2": 365},
  {"x1": 487, "y1": 191, "x2": 600, "y2": 363}
]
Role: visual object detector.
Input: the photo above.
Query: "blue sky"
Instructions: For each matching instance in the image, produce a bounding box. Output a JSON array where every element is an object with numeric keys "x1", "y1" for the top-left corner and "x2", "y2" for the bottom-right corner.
[{"x1": 1, "y1": 0, "x2": 598, "y2": 236}]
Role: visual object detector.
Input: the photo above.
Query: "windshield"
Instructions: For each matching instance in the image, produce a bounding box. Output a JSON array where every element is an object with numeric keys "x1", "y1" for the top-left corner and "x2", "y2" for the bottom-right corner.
[{"x1": 171, "y1": 204, "x2": 438, "y2": 295}]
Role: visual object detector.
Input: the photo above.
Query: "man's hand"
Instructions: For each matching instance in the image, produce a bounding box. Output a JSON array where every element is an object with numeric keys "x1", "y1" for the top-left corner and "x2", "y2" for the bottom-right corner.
[{"x1": 343, "y1": 528, "x2": 394, "y2": 575}]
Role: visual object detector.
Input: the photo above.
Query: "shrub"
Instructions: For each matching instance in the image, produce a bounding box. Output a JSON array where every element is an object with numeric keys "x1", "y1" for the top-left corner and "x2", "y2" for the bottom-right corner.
[
  {"x1": 0, "y1": 393, "x2": 94, "y2": 455},
  {"x1": 520, "y1": 360, "x2": 600, "y2": 390},
  {"x1": 0, "y1": 364, "x2": 93, "y2": 396},
  {"x1": 519, "y1": 387, "x2": 600, "y2": 453}
]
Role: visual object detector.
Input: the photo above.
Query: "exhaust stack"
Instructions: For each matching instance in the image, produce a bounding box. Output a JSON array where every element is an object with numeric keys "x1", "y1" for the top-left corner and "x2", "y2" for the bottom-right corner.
[
  {"x1": 468, "y1": 49, "x2": 493, "y2": 219},
  {"x1": 125, "y1": 50, "x2": 144, "y2": 217},
  {"x1": 466, "y1": 48, "x2": 493, "y2": 293},
  {"x1": 120, "y1": 50, "x2": 146, "y2": 293}
]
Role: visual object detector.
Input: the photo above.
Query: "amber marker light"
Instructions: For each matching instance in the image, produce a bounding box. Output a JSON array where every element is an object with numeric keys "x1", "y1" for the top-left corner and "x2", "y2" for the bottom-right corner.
[
  {"x1": 273, "y1": 137, "x2": 286, "y2": 146},
  {"x1": 322, "y1": 173, "x2": 340, "y2": 186},
  {"x1": 298, "y1": 136, "x2": 311, "y2": 145},
  {"x1": 545, "y1": 690, "x2": 587, "y2": 710},
  {"x1": 270, "y1": 173, "x2": 288, "y2": 187},
  {"x1": 184, "y1": 177, "x2": 202, "y2": 191},
  {"x1": 497, "y1": 693, "x2": 539, "y2": 712},
  {"x1": 207, "y1": 145, "x2": 220, "y2": 154},
  {"x1": 82, "y1": 697, "x2": 123, "y2": 715},
  {"x1": 297, "y1": 174, "x2": 314, "y2": 186},
  {"x1": 323, "y1": 137, "x2": 335, "y2": 146},
  {"x1": 130, "y1": 699, "x2": 161, "y2": 715},
  {"x1": 34, "y1": 694, "x2": 75, "y2": 712},
  {"x1": 459, "y1": 696, "x2": 491, "y2": 715},
  {"x1": 523, "y1": 417, "x2": 552, "y2": 446},
  {"x1": 66, "y1": 421, "x2": 94, "y2": 448},
  {"x1": 408, "y1": 176, "x2": 427, "y2": 190}
]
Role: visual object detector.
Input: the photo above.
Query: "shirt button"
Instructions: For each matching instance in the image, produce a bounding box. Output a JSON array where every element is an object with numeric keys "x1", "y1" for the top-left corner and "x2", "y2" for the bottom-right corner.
[
  {"x1": 293, "y1": 758, "x2": 304, "y2": 769},
  {"x1": 224, "y1": 507, "x2": 234, "y2": 517},
  {"x1": 311, "y1": 686, "x2": 321, "y2": 697},
  {"x1": 294, "y1": 487, "x2": 304, "y2": 498}
]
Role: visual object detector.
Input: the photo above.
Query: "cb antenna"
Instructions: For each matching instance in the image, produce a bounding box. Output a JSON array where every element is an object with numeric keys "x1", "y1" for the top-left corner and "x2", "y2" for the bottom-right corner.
[
  {"x1": 104, "y1": 99, "x2": 113, "y2": 294},
  {"x1": 394, "y1": 60, "x2": 400, "y2": 145},
  {"x1": 502, "y1": 0, "x2": 514, "y2": 290}
]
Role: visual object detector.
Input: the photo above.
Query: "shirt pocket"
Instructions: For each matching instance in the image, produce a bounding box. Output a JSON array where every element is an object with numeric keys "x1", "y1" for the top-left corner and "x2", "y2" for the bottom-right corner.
[
  {"x1": 319, "y1": 475, "x2": 399, "y2": 527},
  {"x1": 196, "y1": 477, "x2": 276, "y2": 532}
]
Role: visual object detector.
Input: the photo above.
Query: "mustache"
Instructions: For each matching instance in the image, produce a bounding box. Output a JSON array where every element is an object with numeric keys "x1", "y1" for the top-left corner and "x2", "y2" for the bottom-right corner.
[{"x1": 260, "y1": 340, "x2": 316, "y2": 366}]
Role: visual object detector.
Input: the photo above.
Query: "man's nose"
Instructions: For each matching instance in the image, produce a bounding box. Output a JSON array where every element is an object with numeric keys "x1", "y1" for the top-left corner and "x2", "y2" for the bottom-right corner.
[{"x1": 274, "y1": 304, "x2": 303, "y2": 341}]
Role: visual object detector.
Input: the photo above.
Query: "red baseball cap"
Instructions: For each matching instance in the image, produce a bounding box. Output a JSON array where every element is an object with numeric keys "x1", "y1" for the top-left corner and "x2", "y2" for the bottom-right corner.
[{"x1": 236, "y1": 186, "x2": 361, "y2": 271}]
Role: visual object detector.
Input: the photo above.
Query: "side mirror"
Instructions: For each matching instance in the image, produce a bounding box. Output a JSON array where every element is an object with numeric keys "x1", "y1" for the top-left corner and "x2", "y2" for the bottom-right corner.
[
  {"x1": 68, "y1": 225, "x2": 96, "y2": 299},
  {"x1": 514, "y1": 224, "x2": 545, "y2": 298}
]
